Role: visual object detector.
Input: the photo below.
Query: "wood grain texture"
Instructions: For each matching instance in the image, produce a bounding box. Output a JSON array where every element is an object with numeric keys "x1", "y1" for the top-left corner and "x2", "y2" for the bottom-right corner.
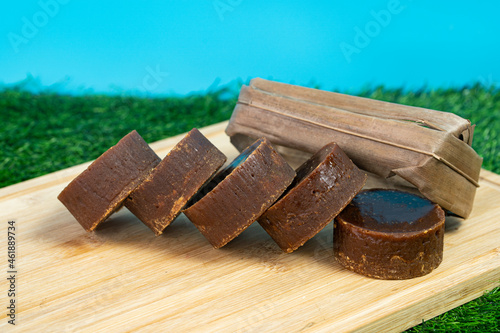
[{"x1": 1, "y1": 121, "x2": 499, "y2": 333}]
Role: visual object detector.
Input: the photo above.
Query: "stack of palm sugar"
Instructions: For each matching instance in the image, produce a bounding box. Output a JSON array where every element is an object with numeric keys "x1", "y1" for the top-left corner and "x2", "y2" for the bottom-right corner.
[{"x1": 58, "y1": 78, "x2": 481, "y2": 280}]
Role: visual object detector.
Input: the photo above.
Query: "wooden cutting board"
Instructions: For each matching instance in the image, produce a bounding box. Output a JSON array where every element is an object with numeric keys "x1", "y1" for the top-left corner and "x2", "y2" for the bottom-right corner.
[{"x1": 1, "y1": 122, "x2": 499, "y2": 333}]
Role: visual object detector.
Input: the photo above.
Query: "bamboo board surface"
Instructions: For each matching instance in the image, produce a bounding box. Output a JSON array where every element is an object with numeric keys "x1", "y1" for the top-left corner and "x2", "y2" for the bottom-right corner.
[{"x1": 1, "y1": 121, "x2": 499, "y2": 333}]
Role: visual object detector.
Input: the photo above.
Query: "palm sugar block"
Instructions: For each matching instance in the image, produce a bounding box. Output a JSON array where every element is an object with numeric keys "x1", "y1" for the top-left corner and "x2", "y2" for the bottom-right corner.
[
  {"x1": 126, "y1": 128, "x2": 226, "y2": 235},
  {"x1": 259, "y1": 142, "x2": 366, "y2": 253},
  {"x1": 184, "y1": 137, "x2": 295, "y2": 248},
  {"x1": 58, "y1": 130, "x2": 161, "y2": 231},
  {"x1": 334, "y1": 189, "x2": 445, "y2": 280}
]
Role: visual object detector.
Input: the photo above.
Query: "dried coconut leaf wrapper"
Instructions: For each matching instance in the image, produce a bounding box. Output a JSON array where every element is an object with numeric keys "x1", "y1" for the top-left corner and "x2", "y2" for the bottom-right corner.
[{"x1": 225, "y1": 78, "x2": 483, "y2": 218}]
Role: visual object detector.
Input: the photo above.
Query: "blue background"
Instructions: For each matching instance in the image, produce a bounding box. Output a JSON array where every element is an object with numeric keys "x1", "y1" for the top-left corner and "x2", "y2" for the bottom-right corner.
[{"x1": 1, "y1": 0, "x2": 499, "y2": 95}]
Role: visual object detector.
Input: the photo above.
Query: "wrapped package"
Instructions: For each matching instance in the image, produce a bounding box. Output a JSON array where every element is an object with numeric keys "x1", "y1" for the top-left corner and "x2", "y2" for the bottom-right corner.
[{"x1": 226, "y1": 78, "x2": 482, "y2": 218}]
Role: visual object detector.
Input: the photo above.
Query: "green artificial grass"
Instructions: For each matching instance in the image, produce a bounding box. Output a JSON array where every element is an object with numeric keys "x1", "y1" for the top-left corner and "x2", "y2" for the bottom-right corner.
[
  {"x1": 0, "y1": 87, "x2": 236, "y2": 188},
  {"x1": 0, "y1": 83, "x2": 499, "y2": 332}
]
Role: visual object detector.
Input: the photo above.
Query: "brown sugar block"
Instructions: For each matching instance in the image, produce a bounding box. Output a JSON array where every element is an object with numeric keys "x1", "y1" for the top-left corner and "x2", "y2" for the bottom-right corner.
[
  {"x1": 125, "y1": 129, "x2": 227, "y2": 235},
  {"x1": 258, "y1": 143, "x2": 367, "y2": 253},
  {"x1": 334, "y1": 189, "x2": 445, "y2": 280},
  {"x1": 183, "y1": 137, "x2": 296, "y2": 248},
  {"x1": 58, "y1": 130, "x2": 161, "y2": 232}
]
